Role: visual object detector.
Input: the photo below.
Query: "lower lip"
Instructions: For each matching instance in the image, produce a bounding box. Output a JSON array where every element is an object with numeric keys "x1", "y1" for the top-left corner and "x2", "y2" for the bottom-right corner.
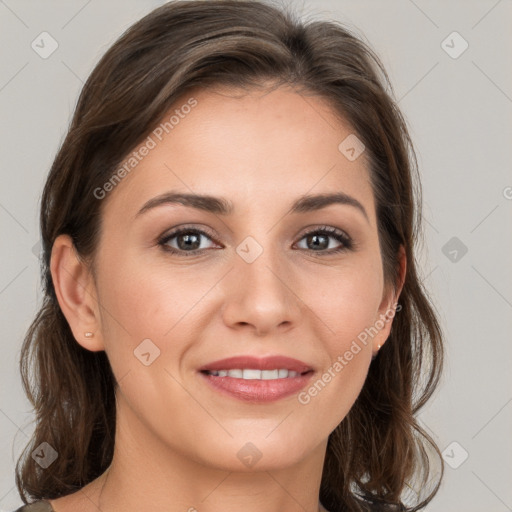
[{"x1": 199, "y1": 371, "x2": 315, "y2": 403}]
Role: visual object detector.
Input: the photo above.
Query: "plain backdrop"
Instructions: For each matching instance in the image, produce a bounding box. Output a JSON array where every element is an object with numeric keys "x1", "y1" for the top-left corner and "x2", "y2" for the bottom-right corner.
[{"x1": 1, "y1": 1, "x2": 511, "y2": 511}]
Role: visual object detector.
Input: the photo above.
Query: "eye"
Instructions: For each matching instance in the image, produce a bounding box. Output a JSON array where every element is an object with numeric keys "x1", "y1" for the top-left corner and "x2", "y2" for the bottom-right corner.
[
  {"x1": 294, "y1": 226, "x2": 353, "y2": 254},
  {"x1": 158, "y1": 226, "x2": 220, "y2": 256},
  {"x1": 158, "y1": 224, "x2": 353, "y2": 257}
]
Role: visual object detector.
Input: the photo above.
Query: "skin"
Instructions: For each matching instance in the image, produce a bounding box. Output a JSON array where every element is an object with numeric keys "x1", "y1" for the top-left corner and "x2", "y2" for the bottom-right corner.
[{"x1": 49, "y1": 84, "x2": 405, "y2": 512}]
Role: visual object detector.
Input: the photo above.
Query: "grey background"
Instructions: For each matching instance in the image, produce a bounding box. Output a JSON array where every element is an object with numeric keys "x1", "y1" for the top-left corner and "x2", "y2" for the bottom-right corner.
[{"x1": 1, "y1": 0, "x2": 511, "y2": 510}]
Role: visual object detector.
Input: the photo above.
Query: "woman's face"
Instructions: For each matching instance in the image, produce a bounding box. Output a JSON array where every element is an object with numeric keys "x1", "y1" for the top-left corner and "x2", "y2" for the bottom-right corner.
[{"x1": 86, "y1": 85, "x2": 398, "y2": 471}]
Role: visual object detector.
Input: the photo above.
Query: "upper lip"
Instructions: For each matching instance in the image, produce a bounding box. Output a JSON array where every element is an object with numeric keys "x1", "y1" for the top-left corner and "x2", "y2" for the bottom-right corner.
[{"x1": 198, "y1": 355, "x2": 314, "y2": 374}]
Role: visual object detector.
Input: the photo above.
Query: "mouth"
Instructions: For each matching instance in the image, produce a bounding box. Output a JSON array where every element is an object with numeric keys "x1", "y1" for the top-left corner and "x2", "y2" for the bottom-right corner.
[
  {"x1": 200, "y1": 368, "x2": 312, "y2": 379},
  {"x1": 198, "y1": 355, "x2": 315, "y2": 402}
]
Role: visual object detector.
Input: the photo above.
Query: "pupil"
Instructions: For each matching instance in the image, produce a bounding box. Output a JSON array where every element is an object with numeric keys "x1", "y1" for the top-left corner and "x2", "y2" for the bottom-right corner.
[
  {"x1": 309, "y1": 234, "x2": 328, "y2": 250},
  {"x1": 179, "y1": 233, "x2": 200, "y2": 250}
]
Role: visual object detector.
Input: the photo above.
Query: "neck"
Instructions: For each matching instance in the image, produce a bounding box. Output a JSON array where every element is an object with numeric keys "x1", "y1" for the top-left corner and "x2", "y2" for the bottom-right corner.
[{"x1": 87, "y1": 396, "x2": 328, "y2": 512}]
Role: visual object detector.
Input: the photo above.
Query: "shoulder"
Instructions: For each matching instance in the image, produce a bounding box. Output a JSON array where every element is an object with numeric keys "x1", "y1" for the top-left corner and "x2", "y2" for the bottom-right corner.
[{"x1": 13, "y1": 500, "x2": 54, "y2": 512}]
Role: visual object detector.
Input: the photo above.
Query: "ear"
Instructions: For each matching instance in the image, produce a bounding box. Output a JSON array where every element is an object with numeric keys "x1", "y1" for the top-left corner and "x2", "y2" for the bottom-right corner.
[
  {"x1": 373, "y1": 245, "x2": 407, "y2": 354},
  {"x1": 50, "y1": 234, "x2": 105, "y2": 352}
]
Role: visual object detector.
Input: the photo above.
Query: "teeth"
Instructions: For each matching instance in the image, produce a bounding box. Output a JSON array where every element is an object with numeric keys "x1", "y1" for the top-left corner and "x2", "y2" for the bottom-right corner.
[
  {"x1": 243, "y1": 369, "x2": 261, "y2": 380},
  {"x1": 261, "y1": 369, "x2": 278, "y2": 380},
  {"x1": 205, "y1": 368, "x2": 303, "y2": 379}
]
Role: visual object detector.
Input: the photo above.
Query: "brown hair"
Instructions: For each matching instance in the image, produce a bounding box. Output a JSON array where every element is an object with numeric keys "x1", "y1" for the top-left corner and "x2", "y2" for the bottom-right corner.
[{"x1": 16, "y1": 1, "x2": 444, "y2": 510}]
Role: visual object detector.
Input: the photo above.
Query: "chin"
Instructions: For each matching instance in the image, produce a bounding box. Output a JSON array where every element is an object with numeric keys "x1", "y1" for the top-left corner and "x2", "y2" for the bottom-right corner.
[{"x1": 191, "y1": 434, "x2": 316, "y2": 473}]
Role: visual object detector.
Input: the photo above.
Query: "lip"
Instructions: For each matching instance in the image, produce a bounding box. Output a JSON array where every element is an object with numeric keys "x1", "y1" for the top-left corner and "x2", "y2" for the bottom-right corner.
[
  {"x1": 198, "y1": 355, "x2": 315, "y2": 403},
  {"x1": 198, "y1": 355, "x2": 313, "y2": 373}
]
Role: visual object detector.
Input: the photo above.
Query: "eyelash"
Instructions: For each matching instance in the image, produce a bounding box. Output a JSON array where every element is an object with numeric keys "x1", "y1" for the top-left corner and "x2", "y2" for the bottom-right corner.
[{"x1": 157, "y1": 225, "x2": 354, "y2": 257}]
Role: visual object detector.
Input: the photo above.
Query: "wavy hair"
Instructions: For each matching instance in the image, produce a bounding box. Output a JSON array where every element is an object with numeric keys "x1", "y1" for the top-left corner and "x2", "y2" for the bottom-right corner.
[{"x1": 16, "y1": 1, "x2": 444, "y2": 510}]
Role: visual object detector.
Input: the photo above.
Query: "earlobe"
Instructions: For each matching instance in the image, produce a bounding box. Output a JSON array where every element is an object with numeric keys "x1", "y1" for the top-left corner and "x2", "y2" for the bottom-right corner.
[{"x1": 50, "y1": 234, "x2": 104, "y2": 352}]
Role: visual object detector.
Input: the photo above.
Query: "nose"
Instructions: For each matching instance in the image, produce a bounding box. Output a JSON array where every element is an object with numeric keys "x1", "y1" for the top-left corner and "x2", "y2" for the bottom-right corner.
[{"x1": 220, "y1": 245, "x2": 302, "y2": 337}]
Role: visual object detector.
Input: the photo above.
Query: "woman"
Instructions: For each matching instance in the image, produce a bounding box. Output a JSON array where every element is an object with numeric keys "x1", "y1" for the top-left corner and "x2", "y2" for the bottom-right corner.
[{"x1": 14, "y1": 0, "x2": 444, "y2": 511}]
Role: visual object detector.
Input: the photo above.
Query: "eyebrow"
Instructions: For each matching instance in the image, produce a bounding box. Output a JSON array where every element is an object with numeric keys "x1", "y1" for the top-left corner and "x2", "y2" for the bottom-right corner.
[{"x1": 135, "y1": 191, "x2": 369, "y2": 222}]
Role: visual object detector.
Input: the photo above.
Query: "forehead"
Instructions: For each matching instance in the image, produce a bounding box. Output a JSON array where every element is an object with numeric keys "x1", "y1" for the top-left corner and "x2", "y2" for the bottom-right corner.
[{"x1": 101, "y1": 85, "x2": 376, "y2": 223}]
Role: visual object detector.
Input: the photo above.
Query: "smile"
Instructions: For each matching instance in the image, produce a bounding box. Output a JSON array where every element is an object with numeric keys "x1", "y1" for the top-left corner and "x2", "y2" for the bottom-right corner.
[
  {"x1": 199, "y1": 368, "x2": 315, "y2": 402},
  {"x1": 202, "y1": 368, "x2": 307, "y2": 379}
]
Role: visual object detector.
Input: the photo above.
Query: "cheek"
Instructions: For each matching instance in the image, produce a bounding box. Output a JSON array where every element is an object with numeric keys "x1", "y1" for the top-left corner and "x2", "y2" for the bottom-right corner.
[
  {"x1": 303, "y1": 257, "x2": 384, "y2": 343},
  {"x1": 93, "y1": 257, "x2": 201, "y2": 418},
  {"x1": 96, "y1": 252, "x2": 209, "y2": 340},
  {"x1": 294, "y1": 266, "x2": 382, "y2": 432},
  {"x1": 94, "y1": 250, "x2": 230, "y2": 393}
]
